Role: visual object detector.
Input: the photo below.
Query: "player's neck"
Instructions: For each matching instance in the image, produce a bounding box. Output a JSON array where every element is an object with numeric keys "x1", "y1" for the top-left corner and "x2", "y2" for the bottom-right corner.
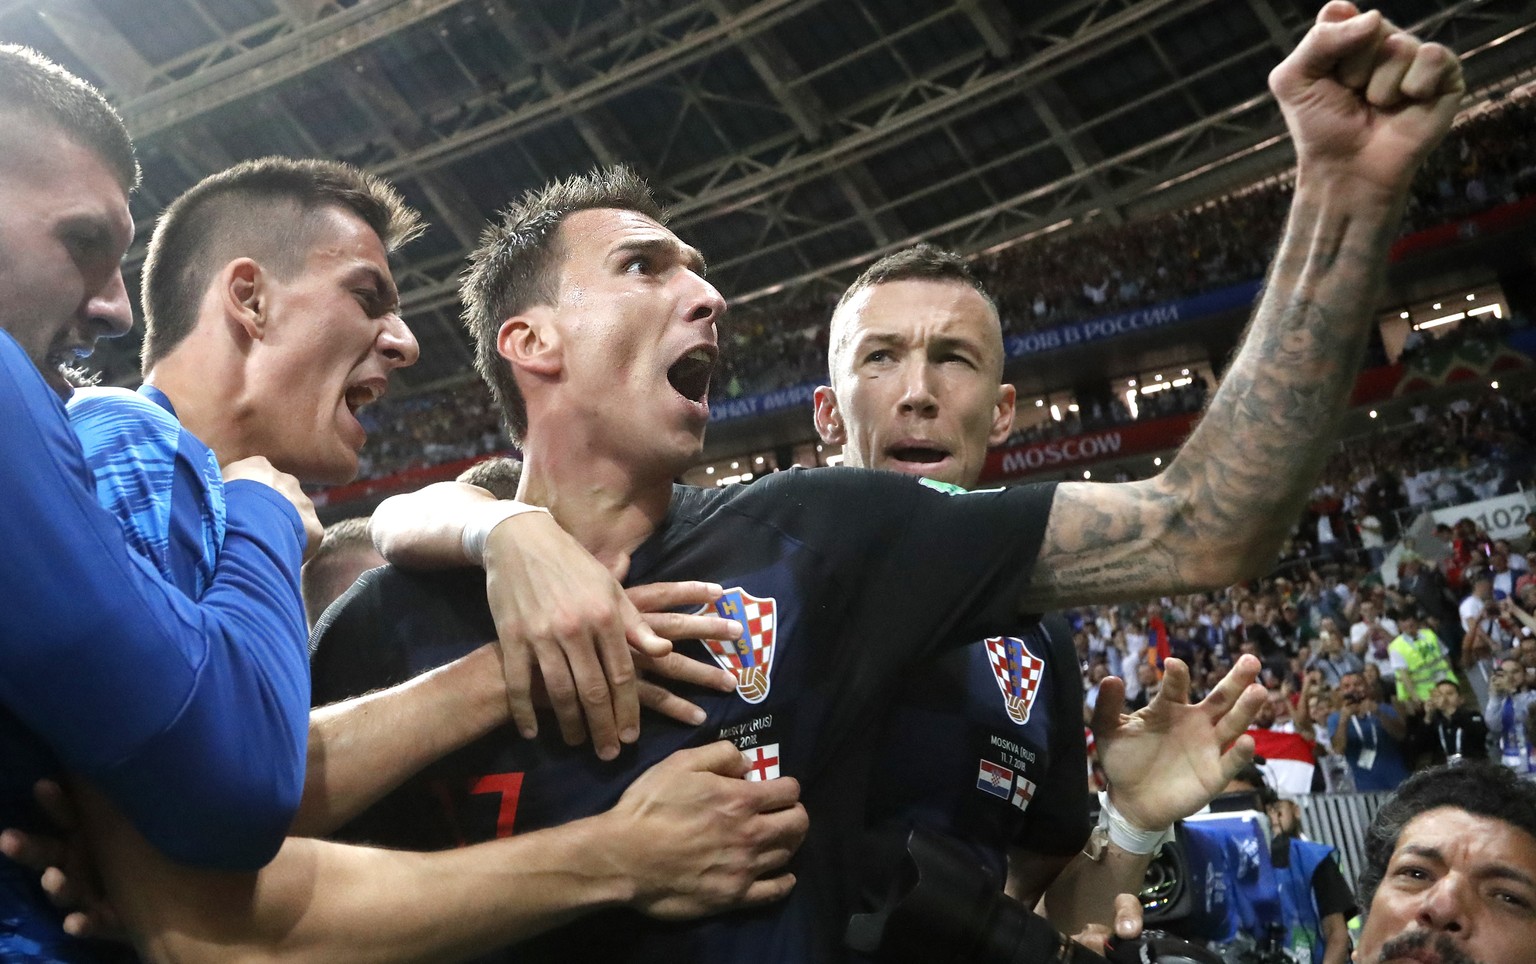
[
  {"x1": 143, "y1": 352, "x2": 247, "y2": 465},
  {"x1": 516, "y1": 433, "x2": 674, "y2": 571}
]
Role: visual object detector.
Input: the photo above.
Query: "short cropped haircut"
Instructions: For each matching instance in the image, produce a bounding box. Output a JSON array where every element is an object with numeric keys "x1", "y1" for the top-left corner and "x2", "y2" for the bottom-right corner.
[
  {"x1": 1356, "y1": 762, "x2": 1536, "y2": 909},
  {"x1": 828, "y1": 244, "x2": 1000, "y2": 380},
  {"x1": 835, "y1": 244, "x2": 992, "y2": 315},
  {"x1": 0, "y1": 44, "x2": 138, "y2": 190},
  {"x1": 301, "y1": 517, "x2": 380, "y2": 628},
  {"x1": 461, "y1": 166, "x2": 665, "y2": 443},
  {"x1": 456, "y1": 455, "x2": 523, "y2": 502},
  {"x1": 140, "y1": 157, "x2": 423, "y2": 370}
]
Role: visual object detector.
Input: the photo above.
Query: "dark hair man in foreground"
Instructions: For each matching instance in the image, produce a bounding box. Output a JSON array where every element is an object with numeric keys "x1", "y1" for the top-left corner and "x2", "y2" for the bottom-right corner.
[{"x1": 1354, "y1": 762, "x2": 1536, "y2": 964}]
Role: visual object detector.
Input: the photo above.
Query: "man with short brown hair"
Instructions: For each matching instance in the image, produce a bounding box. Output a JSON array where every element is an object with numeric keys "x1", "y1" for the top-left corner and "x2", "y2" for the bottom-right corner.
[{"x1": 0, "y1": 45, "x2": 324, "y2": 959}]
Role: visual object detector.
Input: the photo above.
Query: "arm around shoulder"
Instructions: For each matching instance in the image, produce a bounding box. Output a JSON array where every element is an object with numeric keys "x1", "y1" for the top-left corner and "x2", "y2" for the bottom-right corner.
[{"x1": 0, "y1": 337, "x2": 309, "y2": 870}]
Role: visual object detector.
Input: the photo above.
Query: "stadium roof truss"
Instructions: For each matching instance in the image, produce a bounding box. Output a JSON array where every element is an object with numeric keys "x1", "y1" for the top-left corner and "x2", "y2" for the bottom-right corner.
[{"x1": 6, "y1": 0, "x2": 1535, "y2": 393}]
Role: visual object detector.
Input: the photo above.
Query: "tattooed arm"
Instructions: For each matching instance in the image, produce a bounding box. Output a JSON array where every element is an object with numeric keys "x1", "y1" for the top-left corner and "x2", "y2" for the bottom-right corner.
[{"x1": 1021, "y1": 2, "x2": 1464, "y2": 610}]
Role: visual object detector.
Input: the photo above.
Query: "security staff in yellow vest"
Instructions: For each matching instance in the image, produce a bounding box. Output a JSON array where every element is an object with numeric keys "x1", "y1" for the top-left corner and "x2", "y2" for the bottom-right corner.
[{"x1": 1389, "y1": 610, "x2": 1457, "y2": 703}]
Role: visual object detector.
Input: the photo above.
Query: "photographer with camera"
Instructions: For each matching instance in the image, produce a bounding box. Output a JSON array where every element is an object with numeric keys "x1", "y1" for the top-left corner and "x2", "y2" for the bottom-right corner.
[
  {"x1": 1327, "y1": 672, "x2": 1409, "y2": 791},
  {"x1": 1223, "y1": 767, "x2": 1355, "y2": 964},
  {"x1": 1421, "y1": 680, "x2": 1488, "y2": 766}
]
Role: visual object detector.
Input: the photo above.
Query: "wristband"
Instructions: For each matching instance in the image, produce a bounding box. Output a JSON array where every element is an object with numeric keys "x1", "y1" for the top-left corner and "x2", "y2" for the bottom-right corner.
[
  {"x1": 461, "y1": 500, "x2": 551, "y2": 565},
  {"x1": 1097, "y1": 791, "x2": 1175, "y2": 855}
]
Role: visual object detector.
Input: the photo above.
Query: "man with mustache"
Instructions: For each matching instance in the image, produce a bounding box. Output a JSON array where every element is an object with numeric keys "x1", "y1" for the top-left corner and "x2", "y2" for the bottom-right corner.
[{"x1": 1354, "y1": 762, "x2": 1536, "y2": 964}]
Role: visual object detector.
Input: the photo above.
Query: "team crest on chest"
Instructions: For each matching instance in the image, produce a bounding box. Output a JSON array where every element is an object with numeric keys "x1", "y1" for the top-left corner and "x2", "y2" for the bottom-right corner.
[
  {"x1": 698, "y1": 588, "x2": 777, "y2": 704},
  {"x1": 984, "y1": 636, "x2": 1044, "y2": 725}
]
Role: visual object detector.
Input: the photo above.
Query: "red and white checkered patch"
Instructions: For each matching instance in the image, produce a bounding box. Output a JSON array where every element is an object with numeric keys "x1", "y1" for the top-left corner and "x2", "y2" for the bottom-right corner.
[
  {"x1": 984, "y1": 636, "x2": 1045, "y2": 725},
  {"x1": 698, "y1": 589, "x2": 777, "y2": 704}
]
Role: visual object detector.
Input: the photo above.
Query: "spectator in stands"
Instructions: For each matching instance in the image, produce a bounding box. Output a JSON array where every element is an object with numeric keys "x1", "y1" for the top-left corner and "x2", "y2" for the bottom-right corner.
[
  {"x1": 1328, "y1": 671, "x2": 1410, "y2": 793},
  {"x1": 302, "y1": 518, "x2": 385, "y2": 627},
  {"x1": 1307, "y1": 629, "x2": 1364, "y2": 688},
  {"x1": 1520, "y1": 511, "x2": 1536, "y2": 553},
  {"x1": 1485, "y1": 656, "x2": 1535, "y2": 774},
  {"x1": 1460, "y1": 573, "x2": 1509, "y2": 653},
  {"x1": 1350, "y1": 599, "x2": 1398, "y2": 679},
  {"x1": 1490, "y1": 549, "x2": 1518, "y2": 600},
  {"x1": 1354, "y1": 762, "x2": 1536, "y2": 964},
  {"x1": 1419, "y1": 679, "x2": 1488, "y2": 765},
  {"x1": 1460, "y1": 617, "x2": 1502, "y2": 710},
  {"x1": 1394, "y1": 551, "x2": 1460, "y2": 653},
  {"x1": 1247, "y1": 689, "x2": 1319, "y2": 796}
]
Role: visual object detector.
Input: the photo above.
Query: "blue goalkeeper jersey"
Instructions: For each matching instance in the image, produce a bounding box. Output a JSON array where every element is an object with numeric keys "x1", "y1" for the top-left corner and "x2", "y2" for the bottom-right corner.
[
  {"x1": 0, "y1": 331, "x2": 310, "y2": 961},
  {"x1": 69, "y1": 385, "x2": 225, "y2": 600}
]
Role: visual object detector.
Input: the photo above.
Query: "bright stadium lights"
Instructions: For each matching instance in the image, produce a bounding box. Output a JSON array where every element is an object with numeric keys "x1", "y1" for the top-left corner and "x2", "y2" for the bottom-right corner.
[
  {"x1": 1369, "y1": 410, "x2": 1378, "y2": 419},
  {"x1": 1418, "y1": 311, "x2": 1465, "y2": 330},
  {"x1": 1400, "y1": 311, "x2": 1410, "y2": 319},
  {"x1": 1153, "y1": 457, "x2": 1163, "y2": 467},
  {"x1": 1083, "y1": 470, "x2": 1091, "y2": 479},
  {"x1": 705, "y1": 466, "x2": 715, "y2": 474},
  {"x1": 1468, "y1": 304, "x2": 1502, "y2": 318},
  {"x1": 1467, "y1": 293, "x2": 1477, "y2": 301},
  {"x1": 1492, "y1": 381, "x2": 1500, "y2": 390},
  {"x1": 755, "y1": 456, "x2": 765, "y2": 465}
]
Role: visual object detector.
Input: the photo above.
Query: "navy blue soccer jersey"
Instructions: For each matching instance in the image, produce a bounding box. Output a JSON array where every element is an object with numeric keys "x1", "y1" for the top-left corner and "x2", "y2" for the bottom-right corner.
[
  {"x1": 862, "y1": 612, "x2": 1089, "y2": 890},
  {"x1": 310, "y1": 467, "x2": 1057, "y2": 963}
]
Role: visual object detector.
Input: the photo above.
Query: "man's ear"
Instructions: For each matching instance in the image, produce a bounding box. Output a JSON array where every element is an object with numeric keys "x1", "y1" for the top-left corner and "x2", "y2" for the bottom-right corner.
[
  {"x1": 813, "y1": 385, "x2": 846, "y2": 445},
  {"x1": 219, "y1": 258, "x2": 265, "y2": 342},
  {"x1": 988, "y1": 382, "x2": 1017, "y2": 447},
  {"x1": 497, "y1": 306, "x2": 561, "y2": 379}
]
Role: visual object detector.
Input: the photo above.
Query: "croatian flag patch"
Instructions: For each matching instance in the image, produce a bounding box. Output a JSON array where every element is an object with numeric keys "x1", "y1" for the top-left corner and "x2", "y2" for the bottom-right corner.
[{"x1": 976, "y1": 759, "x2": 1014, "y2": 799}]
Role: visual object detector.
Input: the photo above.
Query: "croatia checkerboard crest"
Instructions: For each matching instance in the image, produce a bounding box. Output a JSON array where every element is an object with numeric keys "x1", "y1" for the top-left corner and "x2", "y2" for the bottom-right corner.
[
  {"x1": 700, "y1": 588, "x2": 777, "y2": 703},
  {"x1": 984, "y1": 636, "x2": 1044, "y2": 725}
]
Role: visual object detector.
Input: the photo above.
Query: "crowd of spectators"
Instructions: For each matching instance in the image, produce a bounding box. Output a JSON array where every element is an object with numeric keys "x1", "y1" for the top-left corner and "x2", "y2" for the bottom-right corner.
[
  {"x1": 1074, "y1": 379, "x2": 1536, "y2": 798},
  {"x1": 345, "y1": 93, "x2": 1536, "y2": 484},
  {"x1": 713, "y1": 89, "x2": 1536, "y2": 397},
  {"x1": 1004, "y1": 372, "x2": 1210, "y2": 447}
]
